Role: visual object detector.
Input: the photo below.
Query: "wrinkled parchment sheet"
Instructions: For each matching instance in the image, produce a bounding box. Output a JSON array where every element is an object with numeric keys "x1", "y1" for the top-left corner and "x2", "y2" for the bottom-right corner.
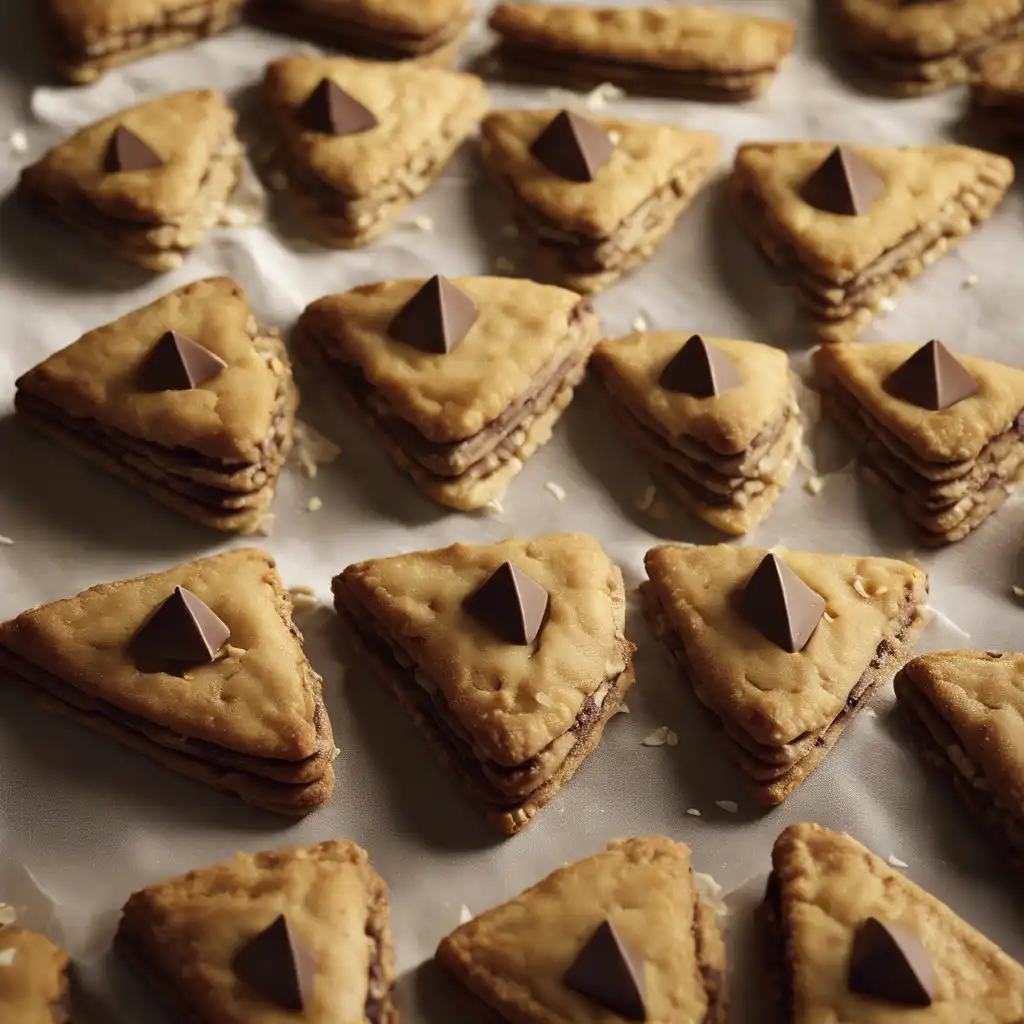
[{"x1": 0, "y1": 1, "x2": 1021, "y2": 1019}]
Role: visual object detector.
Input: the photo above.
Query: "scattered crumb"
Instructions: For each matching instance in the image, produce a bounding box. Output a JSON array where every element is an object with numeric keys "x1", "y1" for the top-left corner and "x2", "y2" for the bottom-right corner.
[
  {"x1": 864, "y1": 707, "x2": 878, "y2": 718},
  {"x1": 962, "y1": 273, "x2": 979, "y2": 289},
  {"x1": 255, "y1": 513, "x2": 276, "y2": 537},
  {"x1": 797, "y1": 446, "x2": 817, "y2": 474},
  {"x1": 7, "y1": 129, "x2": 27, "y2": 153},
  {"x1": 686, "y1": 807, "x2": 702, "y2": 817},
  {"x1": 888, "y1": 854, "x2": 909, "y2": 868},
  {"x1": 694, "y1": 872, "x2": 729, "y2": 917},
  {"x1": 535, "y1": 692, "x2": 554, "y2": 708},
  {"x1": 876, "y1": 297, "x2": 898, "y2": 315},
  {"x1": 292, "y1": 420, "x2": 341, "y2": 480},
  {"x1": 219, "y1": 205, "x2": 262, "y2": 228},
  {"x1": 484, "y1": 497, "x2": 505, "y2": 515},
  {"x1": 715, "y1": 799, "x2": 739, "y2": 814},
  {"x1": 1013, "y1": 585, "x2": 1024, "y2": 599},
  {"x1": 607, "y1": 129, "x2": 622, "y2": 145},
  {"x1": 634, "y1": 484, "x2": 657, "y2": 512},
  {"x1": 459, "y1": 904, "x2": 473, "y2": 925},
  {"x1": 804, "y1": 475, "x2": 824, "y2": 496},
  {"x1": 0, "y1": 949, "x2": 16, "y2": 967},
  {"x1": 332, "y1": 746, "x2": 341, "y2": 758},
  {"x1": 853, "y1": 578, "x2": 869, "y2": 598},
  {"x1": 0, "y1": 905, "x2": 15, "y2": 927},
  {"x1": 494, "y1": 255, "x2": 515, "y2": 273},
  {"x1": 630, "y1": 312, "x2": 649, "y2": 332},
  {"x1": 499, "y1": 223, "x2": 519, "y2": 239},
  {"x1": 400, "y1": 214, "x2": 434, "y2": 233},
  {"x1": 544, "y1": 481, "x2": 566, "y2": 501},
  {"x1": 641, "y1": 725, "x2": 677, "y2": 747},
  {"x1": 306, "y1": 496, "x2": 323, "y2": 513},
  {"x1": 289, "y1": 590, "x2": 320, "y2": 613},
  {"x1": 586, "y1": 81, "x2": 626, "y2": 109},
  {"x1": 0, "y1": 535, "x2": 13, "y2": 545},
  {"x1": 289, "y1": 584, "x2": 316, "y2": 597},
  {"x1": 614, "y1": 703, "x2": 630, "y2": 715}
]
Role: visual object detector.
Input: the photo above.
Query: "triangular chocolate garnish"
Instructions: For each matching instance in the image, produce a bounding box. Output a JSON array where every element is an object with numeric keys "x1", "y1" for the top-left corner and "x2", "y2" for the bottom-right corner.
[
  {"x1": 387, "y1": 275, "x2": 479, "y2": 355},
  {"x1": 464, "y1": 561, "x2": 549, "y2": 645},
  {"x1": 140, "y1": 330, "x2": 227, "y2": 391},
  {"x1": 233, "y1": 914, "x2": 316, "y2": 1011},
  {"x1": 742, "y1": 553, "x2": 825, "y2": 653},
  {"x1": 297, "y1": 78, "x2": 377, "y2": 136},
  {"x1": 564, "y1": 920, "x2": 647, "y2": 1021},
  {"x1": 530, "y1": 109, "x2": 615, "y2": 183},
  {"x1": 848, "y1": 917, "x2": 935, "y2": 1006},
  {"x1": 884, "y1": 339, "x2": 978, "y2": 411},
  {"x1": 103, "y1": 126, "x2": 163, "y2": 173},
  {"x1": 658, "y1": 334, "x2": 742, "y2": 397},
  {"x1": 802, "y1": 145, "x2": 884, "y2": 216},
  {"x1": 133, "y1": 586, "x2": 231, "y2": 665}
]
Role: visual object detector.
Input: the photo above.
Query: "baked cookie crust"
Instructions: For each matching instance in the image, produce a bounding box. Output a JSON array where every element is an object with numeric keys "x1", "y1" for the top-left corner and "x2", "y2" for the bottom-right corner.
[
  {"x1": 0, "y1": 927, "x2": 71, "y2": 1024},
  {"x1": 973, "y1": 37, "x2": 1024, "y2": 137}
]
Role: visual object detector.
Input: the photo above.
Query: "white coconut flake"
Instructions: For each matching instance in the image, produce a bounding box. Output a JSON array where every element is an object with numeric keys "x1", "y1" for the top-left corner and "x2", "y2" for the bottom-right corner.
[
  {"x1": 306, "y1": 496, "x2": 323, "y2": 512},
  {"x1": 876, "y1": 297, "x2": 898, "y2": 315},
  {"x1": 822, "y1": 610, "x2": 835, "y2": 622},
  {"x1": 544, "y1": 481, "x2": 566, "y2": 501},
  {"x1": 630, "y1": 312, "x2": 649, "y2": 332},
  {"x1": 0, "y1": 905, "x2": 15, "y2": 927},
  {"x1": 715, "y1": 800, "x2": 739, "y2": 814},
  {"x1": 888, "y1": 854, "x2": 909, "y2": 868},
  {"x1": 686, "y1": 807, "x2": 702, "y2": 817},
  {"x1": 400, "y1": 214, "x2": 434, "y2": 233},
  {"x1": 459, "y1": 904, "x2": 473, "y2": 925},
  {"x1": 804, "y1": 476, "x2": 824, "y2": 495},
  {"x1": 641, "y1": 725, "x2": 674, "y2": 747},
  {"x1": 484, "y1": 498, "x2": 505, "y2": 516},
  {"x1": 0, "y1": 535, "x2": 13, "y2": 545},
  {"x1": 694, "y1": 872, "x2": 730, "y2": 918},
  {"x1": 962, "y1": 273, "x2": 979, "y2": 288},
  {"x1": 853, "y1": 578, "x2": 870, "y2": 598},
  {"x1": 0, "y1": 949, "x2": 16, "y2": 967},
  {"x1": 8, "y1": 129, "x2": 27, "y2": 153},
  {"x1": 634, "y1": 484, "x2": 657, "y2": 512}
]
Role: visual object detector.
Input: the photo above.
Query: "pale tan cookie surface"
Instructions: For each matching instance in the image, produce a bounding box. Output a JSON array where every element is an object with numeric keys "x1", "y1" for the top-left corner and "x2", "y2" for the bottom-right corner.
[
  {"x1": 480, "y1": 109, "x2": 719, "y2": 239},
  {"x1": 770, "y1": 822, "x2": 1024, "y2": 1019},
  {"x1": 490, "y1": 3, "x2": 795, "y2": 72},
  {"x1": 977, "y1": 35, "x2": 1024, "y2": 93},
  {"x1": 644, "y1": 543, "x2": 927, "y2": 747},
  {"x1": 341, "y1": 533, "x2": 631, "y2": 766},
  {"x1": 437, "y1": 836, "x2": 726, "y2": 1023},
  {"x1": 0, "y1": 927, "x2": 69, "y2": 1024},
  {"x1": 46, "y1": 0, "x2": 231, "y2": 43},
  {"x1": 815, "y1": 342, "x2": 1024, "y2": 464},
  {"x1": 118, "y1": 840, "x2": 397, "y2": 1024}
]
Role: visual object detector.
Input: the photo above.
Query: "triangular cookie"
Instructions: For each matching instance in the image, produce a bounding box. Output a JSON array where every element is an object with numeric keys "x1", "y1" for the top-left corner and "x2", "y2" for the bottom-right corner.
[
  {"x1": 761, "y1": 823, "x2": 1024, "y2": 1020},
  {"x1": 816, "y1": 342, "x2": 1024, "y2": 544},
  {"x1": 19, "y1": 90, "x2": 241, "y2": 270},
  {"x1": 333, "y1": 533, "x2": 635, "y2": 834},
  {"x1": 15, "y1": 277, "x2": 296, "y2": 533},
  {"x1": 0, "y1": 548, "x2": 335, "y2": 815},
  {"x1": 896, "y1": 650, "x2": 1024, "y2": 868},
  {"x1": 480, "y1": 109, "x2": 718, "y2": 294},
  {"x1": 0, "y1": 926, "x2": 71, "y2": 1023},
  {"x1": 732, "y1": 141, "x2": 1013, "y2": 343},
  {"x1": 592, "y1": 332, "x2": 801, "y2": 534},
  {"x1": 264, "y1": 55, "x2": 489, "y2": 247},
  {"x1": 437, "y1": 837, "x2": 728, "y2": 1022},
  {"x1": 117, "y1": 840, "x2": 396, "y2": 1022},
  {"x1": 295, "y1": 276, "x2": 601, "y2": 510},
  {"x1": 488, "y1": 2, "x2": 795, "y2": 100},
  {"x1": 642, "y1": 543, "x2": 928, "y2": 804}
]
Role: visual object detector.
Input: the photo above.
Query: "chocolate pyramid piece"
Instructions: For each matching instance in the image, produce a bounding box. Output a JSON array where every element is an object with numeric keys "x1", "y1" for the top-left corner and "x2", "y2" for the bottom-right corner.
[
  {"x1": 564, "y1": 920, "x2": 647, "y2": 1020},
  {"x1": 742, "y1": 553, "x2": 825, "y2": 653},
  {"x1": 103, "y1": 125, "x2": 163, "y2": 173},
  {"x1": 387, "y1": 275, "x2": 479, "y2": 355},
  {"x1": 849, "y1": 917, "x2": 935, "y2": 1006},
  {"x1": 133, "y1": 586, "x2": 231, "y2": 665},
  {"x1": 297, "y1": 77, "x2": 377, "y2": 136},
  {"x1": 233, "y1": 914, "x2": 317, "y2": 1011},
  {"x1": 658, "y1": 334, "x2": 742, "y2": 397},
  {"x1": 140, "y1": 330, "x2": 227, "y2": 391},
  {"x1": 884, "y1": 339, "x2": 978, "y2": 411},
  {"x1": 801, "y1": 145, "x2": 884, "y2": 216},
  {"x1": 465, "y1": 561, "x2": 549, "y2": 645},
  {"x1": 530, "y1": 109, "x2": 615, "y2": 183}
]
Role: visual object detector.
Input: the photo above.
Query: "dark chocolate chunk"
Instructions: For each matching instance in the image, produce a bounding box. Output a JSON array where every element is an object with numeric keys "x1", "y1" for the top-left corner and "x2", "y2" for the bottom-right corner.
[
  {"x1": 884, "y1": 339, "x2": 978, "y2": 411},
  {"x1": 659, "y1": 334, "x2": 742, "y2": 397},
  {"x1": 564, "y1": 920, "x2": 647, "y2": 1021},
  {"x1": 140, "y1": 330, "x2": 227, "y2": 391},
  {"x1": 387, "y1": 275, "x2": 478, "y2": 355},
  {"x1": 742, "y1": 553, "x2": 825, "y2": 653},
  {"x1": 802, "y1": 146, "x2": 884, "y2": 216},
  {"x1": 465, "y1": 561, "x2": 549, "y2": 645},
  {"x1": 297, "y1": 78, "x2": 377, "y2": 136},
  {"x1": 849, "y1": 917, "x2": 935, "y2": 1007},
  {"x1": 133, "y1": 587, "x2": 231, "y2": 665},
  {"x1": 530, "y1": 109, "x2": 615, "y2": 183},
  {"x1": 103, "y1": 126, "x2": 163, "y2": 173},
  {"x1": 234, "y1": 914, "x2": 317, "y2": 1012}
]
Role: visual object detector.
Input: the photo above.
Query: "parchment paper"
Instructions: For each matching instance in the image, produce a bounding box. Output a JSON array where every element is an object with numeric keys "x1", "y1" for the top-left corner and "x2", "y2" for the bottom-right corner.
[{"x1": 0, "y1": 1, "x2": 1021, "y2": 1019}]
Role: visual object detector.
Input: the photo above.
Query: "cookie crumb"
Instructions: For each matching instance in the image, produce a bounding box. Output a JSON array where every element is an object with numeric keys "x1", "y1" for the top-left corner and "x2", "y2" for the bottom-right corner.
[
  {"x1": 634, "y1": 484, "x2": 657, "y2": 512},
  {"x1": 962, "y1": 273, "x2": 979, "y2": 288},
  {"x1": 306, "y1": 496, "x2": 323, "y2": 512},
  {"x1": 887, "y1": 854, "x2": 909, "y2": 868},
  {"x1": 864, "y1": 707, "x2": 878, "y2": 718},
  {"x1": 607, "y1": 129, "x2": 622, "y2": 145},
  {"x1": 535, "y1": 692, "x2": 553, "y2": 708},
  {"x1": 822, "y1": 610, "x2": 835, "y2": 622},
  {"x1": 402, "y1": 214, "x2": 434, "y2": 233},
  {"x1": 872, "y1": 585, "x2": 888, "y2": 597},
  {"x1": 219, "y1": 205, "x2": 261, "y2": 228},
  {"x1": 289, "y1": 584, "x2": 316, "y2": 597},
  {"x1": 804, "y1": 475, "x2": 824, "y2": 495},
  {"x1": 694, "y1": 872, "x2": 729, "y2": 917},
  {"x1": 853, "y1": 578, "x2": 869, "y2": 598},
  {"x1": 686, "y1": 807, "x2": 702, "y2": 817},
  {"x1": 0, "y1": 949, "x2": 16, "y2": 967},
  {"x1": 459, "y1": 905, "x2": 473, "y2": 925},
  {"x1": 0, "y1": 905, "x2": 15, "y2": 927},
  {"x1": 255, "y1": 513, "x2": 276, "y2": 537},
  {"x1": 630, "y1": 312, "x2": 649, "y2": 332},
  {"x1": 641, "y1": 725, "x2": 676, "y2": 747},
  {"x1": 614, "y1": 703, "x2": 630, "y2": 715},
  {"x1": 292, "y1": 420, "x2": 341, "y2": 479},
  {"x1": 499, "y1": 223, "x2": 519, "y2": 238},
  {"x1": 586, "y1": 81, "x2": 626, "y2": 109},
  {"x1": 7, "y1": 129, "x2": 27, "y2": 153},
  {"x1": 876, "y1": 297, "x2": 898, "y2": 315},
  {"x1": 0, "y1": 535, "x2": 13, "y2": 545},
  {"x1": 1013, "y1": 585, "x2": 1024, "y2": 599},
  {"x1": 544, "y1": 481, "x2": 566, "y2": 501},
  {"x1": 494, "y1": 255, "x2": 515, "y2": 273},
  {"x1": 484, "y1": 498, "x2": 505, "y2": 515},
  {"x1": 714, "y1": 799, "x2": 738, "y2": 813}
]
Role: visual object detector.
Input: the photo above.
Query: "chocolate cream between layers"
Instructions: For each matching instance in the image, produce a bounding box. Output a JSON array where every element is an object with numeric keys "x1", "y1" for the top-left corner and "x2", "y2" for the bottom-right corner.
[
  {"x1": 822, "y1": 376, "x2": 1024, "y2": 544},
  {"x1": 294, "y1": 300, "x2": 600, "y2": 510},
  {"x1": 332, "y1": 577, "x2": 634, "y2": 832},
  {"x1": 895, "y1": 667, "x2": 1024, "y2": 869},
  {"x1": 14, "y1": 331, "x2": 296, "y2": 533},
  {"x1": 731, "y1": 161, "x2": 1011, "y2": 342},
  {"x1": 640, "y1": 577, "x2": 928, "y2": 802},
  {"x1": 19, "y1": 130, "x2": 242, "y2": 271}
]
